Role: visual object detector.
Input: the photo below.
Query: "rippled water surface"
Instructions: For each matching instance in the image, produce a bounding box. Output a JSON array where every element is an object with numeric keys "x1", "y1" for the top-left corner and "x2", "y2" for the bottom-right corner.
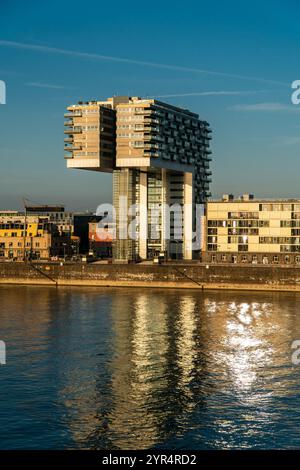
[{"x1": 0, "y1": 285, "x2": 300, "y2": 449}]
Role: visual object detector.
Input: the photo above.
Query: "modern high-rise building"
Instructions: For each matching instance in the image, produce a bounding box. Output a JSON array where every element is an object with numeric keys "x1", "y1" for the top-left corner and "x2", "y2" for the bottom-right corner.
[{"x1": 64, "y1": 96, "x2": 212, "y2": 261}]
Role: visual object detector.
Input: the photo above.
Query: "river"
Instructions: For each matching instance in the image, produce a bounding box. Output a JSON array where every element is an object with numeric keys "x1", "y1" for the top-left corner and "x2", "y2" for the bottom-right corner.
[{"x1": 0, "y1": 285, "x2": 299, "y2": 449}]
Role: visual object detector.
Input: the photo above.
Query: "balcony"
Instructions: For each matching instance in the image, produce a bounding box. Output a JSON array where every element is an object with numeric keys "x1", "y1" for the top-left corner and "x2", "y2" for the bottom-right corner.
[
  {"x1": 64, "y1": 127, "x2": 82, "y2": 135},
  {"x1": 144, "y1": 118, "x2": 161, "y2": 126},
  {"x1": 135, "y1": 108, "x2": 152, "y2": 115},
  {"x1": 64, "y1": 145, "x2": 82, "y2": 151},
  {"x1": 144, "y1": 134, "x2": 156, "y2": 142},
  {"x1": 153, "y1": 109, "x2": 164, "y2": 117},
  {"x1": 149, "y1": 126, "x2": 160, "y2": 133},
  {"x1": 64, "y1": 121, "x2": 74, "y2": 127},
  {"x1": 64, "y1": 111, "x2": 82, "y2": 118},
  {"x1": 145, "y1": 142, "x2": 159, "y2": 149},
  {"x1": 133, "y1": 143, "x2": 144, "y2": 149}
]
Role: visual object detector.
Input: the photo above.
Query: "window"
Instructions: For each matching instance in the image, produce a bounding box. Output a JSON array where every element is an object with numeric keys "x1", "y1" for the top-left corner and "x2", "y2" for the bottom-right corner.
[
  {"x1": 238, "y1": 245, "x2": 248, "y2": 252},
  {"x1": 133, "y1": 141, "x2": 144, "y2": 148},
  {"x1": 221, "y1": 254, "x2": 227, "y2": 262},
  {"x1": 208, "y1": 244, "x2": 217, "y2": 251},
  {"x1": 273, "y1": 256, "x2": 279, "y2": 264}
]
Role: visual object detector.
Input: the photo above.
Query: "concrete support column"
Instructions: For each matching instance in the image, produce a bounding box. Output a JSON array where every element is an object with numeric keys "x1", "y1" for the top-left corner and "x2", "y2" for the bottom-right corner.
[
  {"x1": 183, "y1": 172, "x2": 193, "y2": 260},
  {"x1": 161, "y1": 169, "x2": 168, "y2": 256},
  {"x1": 139, "y1": 171, "x2": 147, "y2": 260}
]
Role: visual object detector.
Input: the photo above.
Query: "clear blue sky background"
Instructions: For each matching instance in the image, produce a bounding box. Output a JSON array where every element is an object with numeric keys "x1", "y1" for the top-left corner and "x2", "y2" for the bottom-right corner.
[{"x1": 0, "y1": 0, "x2": 299, "y2": 211}]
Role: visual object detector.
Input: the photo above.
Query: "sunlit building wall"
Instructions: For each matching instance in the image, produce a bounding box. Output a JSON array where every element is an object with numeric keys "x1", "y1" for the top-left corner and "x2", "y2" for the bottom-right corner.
[{"x1": 203, "y1": 194, "x2": 300, "y2": 264}]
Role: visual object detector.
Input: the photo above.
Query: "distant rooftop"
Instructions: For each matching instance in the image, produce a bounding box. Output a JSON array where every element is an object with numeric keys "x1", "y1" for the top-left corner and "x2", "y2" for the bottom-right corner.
[
  {"x1": 0, "y1": 210, "x2": 19, "y2": 214},
  {"x1": 209, "y1": 194, "x2": 300, "y2": 203},
  {"x1": 25, "y1": 205, "x2": 65, "y2": 213}
]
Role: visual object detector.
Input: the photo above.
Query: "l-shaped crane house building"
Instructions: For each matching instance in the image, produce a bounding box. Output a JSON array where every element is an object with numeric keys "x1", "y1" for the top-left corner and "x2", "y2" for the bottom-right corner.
[{"x1": 64, "y1": 96, "x2": 212, "y2": 262}]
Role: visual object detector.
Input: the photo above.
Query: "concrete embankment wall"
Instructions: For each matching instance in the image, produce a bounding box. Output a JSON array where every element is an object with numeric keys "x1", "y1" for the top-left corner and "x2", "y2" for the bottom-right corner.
[{"x1": 1, "y1": 262, "x2": 300, "y2": 292}]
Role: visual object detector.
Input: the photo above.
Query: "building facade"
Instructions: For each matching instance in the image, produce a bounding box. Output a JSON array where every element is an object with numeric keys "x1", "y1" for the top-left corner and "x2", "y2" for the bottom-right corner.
[
  {"x1": 0, "y1": 212, "x2": 79, "y2": 261},
  {"x1": 25, "y1": 205, "x2": 74, "y2": 235},
  {"x1": 89, "y1": 221, "x2": 112, "y2": 259},
  {"x1": 65, "y1": 96, "x2": 212, "y2": 261},
  {"x1": 0, "y1": 214, "x2": 52, "y2": 260},
  {"x1": 202, "y1": 194, "x2": 300, "y2": 265}
]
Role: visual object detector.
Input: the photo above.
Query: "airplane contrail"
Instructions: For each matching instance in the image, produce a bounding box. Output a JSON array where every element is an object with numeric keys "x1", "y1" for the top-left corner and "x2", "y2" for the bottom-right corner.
[{"x1": 0, "y1": 40, "x2": 289, "y2": 87}]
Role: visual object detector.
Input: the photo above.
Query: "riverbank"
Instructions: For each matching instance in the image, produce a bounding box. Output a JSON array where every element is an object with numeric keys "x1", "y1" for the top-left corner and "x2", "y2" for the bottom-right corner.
[{"x1": 1, "y1": 261, "x2": 300, "y2": 292}]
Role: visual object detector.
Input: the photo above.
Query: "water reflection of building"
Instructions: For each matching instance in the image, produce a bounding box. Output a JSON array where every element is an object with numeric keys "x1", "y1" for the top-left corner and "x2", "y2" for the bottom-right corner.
[
  {"x1": 54, "y1": 289, "x2": 300, "y2": 449},
  {"x1": 97, "y1": 292, "x2": 210, "y2": 449},
  {"x1": 106, "y1": 293, "x2": 169, "y2": 449}
]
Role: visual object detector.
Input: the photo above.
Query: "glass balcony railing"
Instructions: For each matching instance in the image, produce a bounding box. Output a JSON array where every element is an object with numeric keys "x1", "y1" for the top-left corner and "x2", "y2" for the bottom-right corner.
[
  {"x1": 64, "y1": 145, "x2": 82, "y2": 151},
  {"x1": 64, "y1": 111, "x2": 82, "y2": 118}
]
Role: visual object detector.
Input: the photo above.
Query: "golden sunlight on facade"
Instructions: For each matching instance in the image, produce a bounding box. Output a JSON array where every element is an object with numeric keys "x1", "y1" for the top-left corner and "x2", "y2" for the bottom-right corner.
[{"x1": 202, "y1": 194, "x2": 300, "y2": 265}]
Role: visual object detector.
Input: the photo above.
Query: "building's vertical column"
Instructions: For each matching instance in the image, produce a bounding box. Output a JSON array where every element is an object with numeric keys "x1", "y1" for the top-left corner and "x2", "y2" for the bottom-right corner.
[
  {"x1": 183, "y1": 172, "x2": 193, "y2": 260},
  {"x1": 113, "y1": 168, "x2": 137, "y2": 262},
  {"x1": 139, "y1": 171, "x2": 147, "y2": 260},
  {"x1": 112, "y1": 169, "x2": 121, "y2": 261},
  {"x1": 161, "y1": 168, "x2": 168, "y2": 257},
  {"x1": 200, "y1": 211, "x2": 207, "y2": 260}
]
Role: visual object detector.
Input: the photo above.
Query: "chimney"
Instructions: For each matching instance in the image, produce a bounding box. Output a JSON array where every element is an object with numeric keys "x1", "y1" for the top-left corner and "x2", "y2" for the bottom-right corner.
[
  {"x1": 222, "y1": 194, "x2": 234, "y2": 202},
  {"x1": 241, "y1": 193, "x2": 254, "y2": 201}
]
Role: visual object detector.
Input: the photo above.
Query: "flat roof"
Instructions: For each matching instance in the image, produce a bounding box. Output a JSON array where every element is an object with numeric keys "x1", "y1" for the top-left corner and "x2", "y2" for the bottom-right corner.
[
  {"x1": 25, "y1": 206, "x2": 65, "y2": 212},
  {"x1": 208, "y1": 199, "x2": 300, "y2": 203}
]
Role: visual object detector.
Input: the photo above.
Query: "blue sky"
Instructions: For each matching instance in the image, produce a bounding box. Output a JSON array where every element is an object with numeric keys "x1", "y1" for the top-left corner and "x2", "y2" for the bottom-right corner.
[{"x1": 0, "y1": 0, "x2": 299, "y2": 210}]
